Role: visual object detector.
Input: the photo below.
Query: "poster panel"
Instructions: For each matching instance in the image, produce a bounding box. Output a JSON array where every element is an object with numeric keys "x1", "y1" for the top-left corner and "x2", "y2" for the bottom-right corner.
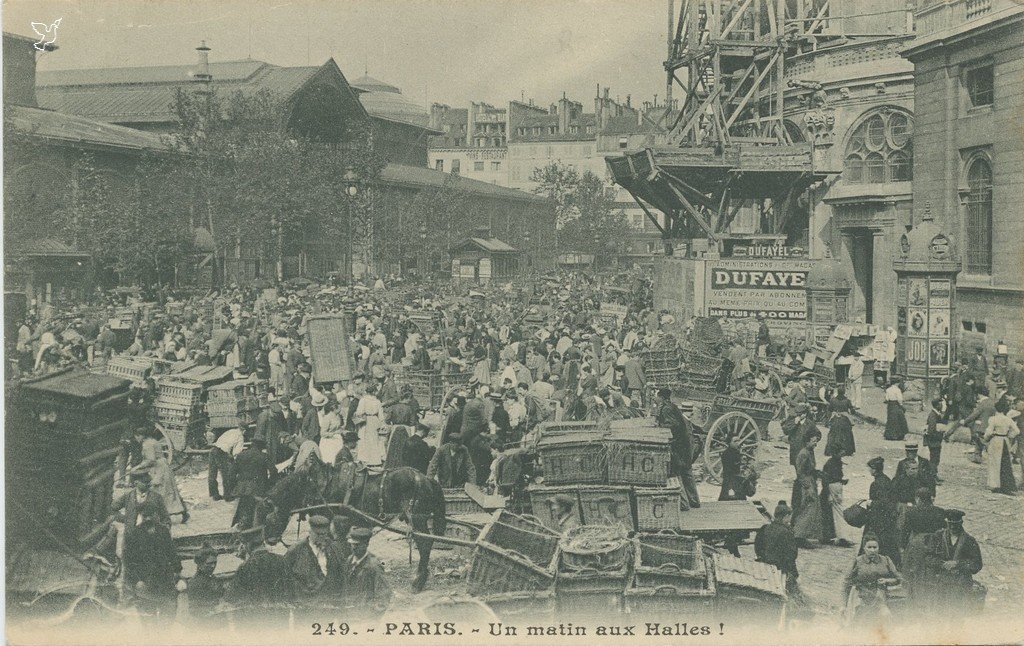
[
  {"x1": 908, "y1": 309, "x2": 927, "y2": 337},
  {"x1": 705, "y1": 258, "x2": 814, "y2": 326},
  {"x1": 929, "y1": 340, "x2": 950, "y2": 368},
  {"x1": 929, "y1": 310, "x2": 950, "y2": 337},
  {"x1": 929, "y1": 279, "x2": 951, "y2": 308},
  {"x1": 908, "y1": 278, "x2": 928, "y2": 307}
]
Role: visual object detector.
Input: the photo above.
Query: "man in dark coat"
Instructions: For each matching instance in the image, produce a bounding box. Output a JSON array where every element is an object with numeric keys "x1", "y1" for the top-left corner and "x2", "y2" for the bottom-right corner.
[
  {"x1": 924, "y1": 397, "x2": 947, "y2": 479},
  {"x1": 654, "y1": 388, "x2": 700, "y2": 509},
  {"x1": 427, "y1": 437, "x2": 476, "y2": 488},
  {"x1": 255, "y1": 391, "x2": 288, "y2": 465},
  {"x1": 285, "y1": 515, "x2": 347, "y2": 606},
  {"x1": 923, "y1": 509, "x2": 984, "y2": 620},
  {"x1": 123, "y1": 503, "x2": 181, "y2": 623},
  {"x1": 786, "y1": 404, "x2": 813, "y2": 466},
  {"x1": 441, "y1": 395, "x2": 466, "y2": 445},
  {"x1": 334, "y1": 431, "x2": 360, "y2": 466},
  {"x1": 403, "y1": 425, "x2": 435, "y2": 474},
  {"x1": 289, "y1": 362, "x2": 311, "y2": 400},
  {"x1": 755, "y1": 501, "x2": 800, "y2": 594},
  {"x1": 892, "y1": 441, "x2": 936, "y2": 504},
  {"x1": 862, "y1": 456, "x2": 901, "y2": 566},
  {"x1": 345, "y1": 527, "x2": 391, "y2": 614},
  {"x1": 968, "y1": 347, "x2": 989, "y2": 387},
  {"x1": 89, "y1": 472, "x2": 169, "y2": 560},
  {"x1": 230, "y1": 527, "x2": 293, "y2": 622},
  {"x1": 232, "y1": 438, "x2": 276, "y2": 530},
  {"x1": 387, "y1": 387, "x2": 420, "y2": 427},
  {"x1": 186, "y1": 543, "x2": 224, "y2": 621}
]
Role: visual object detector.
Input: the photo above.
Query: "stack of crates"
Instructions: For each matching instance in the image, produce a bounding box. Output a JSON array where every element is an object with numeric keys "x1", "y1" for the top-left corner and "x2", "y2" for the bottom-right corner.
[
  {"x1": 206, "y1": 379, "x2": 263, "y2": 429},
  {"x1": 154, "y1": 378, "x2": 205, "y2": 452}
]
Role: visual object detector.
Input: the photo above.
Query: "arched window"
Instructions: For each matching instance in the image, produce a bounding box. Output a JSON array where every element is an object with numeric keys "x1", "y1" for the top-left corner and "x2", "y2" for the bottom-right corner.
[
  {"x1": 843, "y1": 110, "x2": 913, "y2": 183},
  {"x1": 965, "y1": 157, "x2": 993, "y2": 274}
]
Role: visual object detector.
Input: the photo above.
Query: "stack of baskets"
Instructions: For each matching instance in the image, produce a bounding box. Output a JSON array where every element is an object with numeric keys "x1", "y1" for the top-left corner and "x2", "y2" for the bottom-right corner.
[
  {"x1": 555, "y1": 525, "x2": 633, "y2": 614},
  {"x1": 468, "y1": 510, "x2": 559, "y2": 597},
  {"x1": 154, "y1": 378, "x2": 205, "y2": 452},
  {"x1": 640, "y1": 347, "x2": 683, "y2": 388},
  {"x1": 624, "y1": 532, "x2": 716, "y2": 616},
  {"x1": 530, "y1": 419, "x2": 681, "y2": 533},
  {"x1": 106, "y1": 356, "x2": 153, "y2": 385},
  {"x1": 206, "y1": 379, "x2": 264, "y2": 430}
]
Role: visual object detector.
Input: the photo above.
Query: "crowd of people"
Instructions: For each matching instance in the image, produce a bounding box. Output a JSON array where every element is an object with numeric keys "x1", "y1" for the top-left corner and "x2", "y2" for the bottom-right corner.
[{"x1": 10, "y1": 270, "x2": 1014, "y2": 628}]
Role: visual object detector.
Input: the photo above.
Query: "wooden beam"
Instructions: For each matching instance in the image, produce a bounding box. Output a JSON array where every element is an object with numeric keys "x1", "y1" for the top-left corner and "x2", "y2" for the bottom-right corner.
[
  {"x1": 662, "y1": 177, "x2": 717, "y2": 241},
  {"x1": 659, "y1": 168, "x2": 721, "y2": 213},
  {"x1": 725, "y1": 51, "x2": 779, "y2": 129},
  {"x1": 720, "y1": 0, "x2": 754, "y2": 40},
  {"x1": 633, "y1": 194, "x2": 667, "y2": 235}
]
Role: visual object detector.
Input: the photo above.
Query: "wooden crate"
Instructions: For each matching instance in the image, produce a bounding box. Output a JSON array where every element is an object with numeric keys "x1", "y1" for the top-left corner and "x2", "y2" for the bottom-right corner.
[
  {"x1": 480, "y1": 510, "x2": 561, "y2": 570},
  {"x1": 444, "y1": 489, "x2": 482, "y2": 515},
  {"x1": 538, "y1": 441, "x2": 607, "y2": 485},
  {"x1": 634, "y1": 488, "x2": 683, "y2": 531},
  {"x1": 623, "y1": 578, "x2": 716, "y2": 616},
  {"x1": 577, "y1": 486, "x2": 634, "y2": 532},
  {"x1": 527, "y1": 484, "x2": 583, "y2": 533}
]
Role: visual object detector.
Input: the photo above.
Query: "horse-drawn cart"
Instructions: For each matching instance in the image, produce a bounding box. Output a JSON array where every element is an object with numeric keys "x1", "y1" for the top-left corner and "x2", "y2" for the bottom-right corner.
[{"x1": 681, "y1": 393, "x2": 779, "y2": 485}]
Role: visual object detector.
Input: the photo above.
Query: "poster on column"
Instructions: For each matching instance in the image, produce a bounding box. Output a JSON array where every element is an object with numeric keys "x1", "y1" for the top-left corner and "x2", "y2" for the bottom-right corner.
[
  {"x1": 929, "y1": 279, "x2": 951, "y2": 308},
  {"x1": 908, "y1": 278, "x2": 928, "y2": 307},
  {"x1": 929, "y1": 340, "x2": 950, "y2": 369},
  {"x1": 704, "y1": 258, "x2": 815, "y2": 327},
  {"x1": 908, "y1": 309, "x2": 927, "y2": 336},
  {"x1": 929, "y1": 310, "x2": 950, "y2": 337}
]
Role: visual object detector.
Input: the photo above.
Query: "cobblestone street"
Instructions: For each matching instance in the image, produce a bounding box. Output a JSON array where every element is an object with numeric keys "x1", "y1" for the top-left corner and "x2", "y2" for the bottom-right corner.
[{"x1": 718, "y1": 382, "x2": 1024, "y2": 627}]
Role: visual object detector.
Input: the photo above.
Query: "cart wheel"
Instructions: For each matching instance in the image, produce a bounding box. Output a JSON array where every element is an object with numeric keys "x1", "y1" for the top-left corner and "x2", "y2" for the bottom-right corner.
[
  {"x1": 703, "y1": 411, "x2": 759, "y2": 485},
  {"x1": 768, "y1": 370, "x2": 785, "y2": 398},
  {"x1": 155, "y1": 424, "x2": 176, "y2": 466},
  {"x1": 441, "y1": 385, "x2": 464, "y2": 412}
]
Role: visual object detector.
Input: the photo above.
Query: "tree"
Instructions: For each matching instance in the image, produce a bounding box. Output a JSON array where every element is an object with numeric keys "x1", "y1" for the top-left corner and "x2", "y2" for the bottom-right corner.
[{"x1": 529, "y1": 161, "x2": 630, "y2": 264}]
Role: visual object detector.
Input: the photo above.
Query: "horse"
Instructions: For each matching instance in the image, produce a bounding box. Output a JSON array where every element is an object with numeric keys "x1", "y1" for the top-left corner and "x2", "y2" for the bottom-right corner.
[{"x1": 258, "y1": 460, "x2": 446, "y2": 593}]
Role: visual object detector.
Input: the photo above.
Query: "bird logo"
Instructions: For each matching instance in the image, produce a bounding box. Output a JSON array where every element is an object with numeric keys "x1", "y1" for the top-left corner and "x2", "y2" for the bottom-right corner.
[{"x1": 31, "y1": 18, "x2": 62, "y2": 51}]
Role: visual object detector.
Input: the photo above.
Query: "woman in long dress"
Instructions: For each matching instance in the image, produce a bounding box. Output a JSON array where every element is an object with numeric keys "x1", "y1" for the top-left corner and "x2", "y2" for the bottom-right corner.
[
  {"x1": 131, "y1": 427, "x2": 188, "y2": 523},
  {"x1": 983, "y1": 400, "x2": 1019, "y2": 493},
  {"x1": 354, "y1": 382, "x2": 387, "y2": 466},
  {"x1": 317, "y1": 399, "x2": 344, "y2": 465},
  {"x1": 842, "y1": 535, "x2": 902, "y2": 627},
  {"x1": 883, "y1": 380, "x2": 908, "y2": 441},
  {"x1": 791, "y1": 429, "x2": 825, "y2": 543}
]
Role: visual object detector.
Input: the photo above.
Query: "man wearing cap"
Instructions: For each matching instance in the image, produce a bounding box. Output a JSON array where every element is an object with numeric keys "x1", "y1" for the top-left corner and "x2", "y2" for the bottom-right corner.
[
  {"x1": 402, "y1": 424, "x2": 435, "y2": 474},
  {"x1": 924, "y1": 398, "x2": 948, "y2": 479},
  {"x1": 335, "y1": 431, "x2": 361, "y2": 467},
  {"x1": 892, "y1": 442, "x2": 936, "y2": 504},
  {"x1": 186, "y1": 543, "x2": 224, "y2": 620},
  {"x1": 427, "y1": 429, "x2": 476, "y2": 489},
  {"x1": 923, "y1": 509, "x2": 983, "y2": 618},
  {"x1": 300, "y1": 390, "x2": 328, "y2": 444},
  {"x1": 285, "y1": 515, "x2": 348, "y2": 606},
  {"x1": 232, "y1": 438, "x2": 276, "y2": 531},
  {"x1": 345, "y1": 527, "x2": 392, "y2": 614},
  {"x1": 655, "y1": 388, "x2": 700, "y2": 509}
]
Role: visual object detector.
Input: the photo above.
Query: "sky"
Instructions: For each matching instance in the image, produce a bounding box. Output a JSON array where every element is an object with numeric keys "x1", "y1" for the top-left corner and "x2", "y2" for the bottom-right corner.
[{"x1": 4, "y1": 0, "x2": 673, "y2": 109}]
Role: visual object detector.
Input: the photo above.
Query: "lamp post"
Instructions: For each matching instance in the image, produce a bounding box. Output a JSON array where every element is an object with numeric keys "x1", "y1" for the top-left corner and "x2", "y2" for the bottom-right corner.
[
  {"x1": 419, "y1": 223, "x2": 428, "y2": 282},
  {"x1": 524, "y1": 230, "x2": 531, "y2": 276},
  {"x1": 342, "y1": 165, "x2": 359, "y2": 297}
]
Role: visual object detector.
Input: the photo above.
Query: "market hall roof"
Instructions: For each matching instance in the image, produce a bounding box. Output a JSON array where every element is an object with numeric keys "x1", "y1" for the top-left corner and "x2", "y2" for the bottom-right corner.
[
  {"x1": 351, "y1": 73, "x2": 432, "y2": 129},
  {"x1": 5, "y1": 104, "x2": 175, "y2": 152},
  {"x1": 377, "y1": 164, "x2": 547, "y2": 204},
  {"x1": 36, "y1": 59, "x2": 369, "y2": 126}
]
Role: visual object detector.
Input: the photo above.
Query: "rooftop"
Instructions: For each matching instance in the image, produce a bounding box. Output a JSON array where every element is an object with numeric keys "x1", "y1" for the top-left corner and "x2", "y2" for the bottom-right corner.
[
  {"x1": 377, "y1": 164, "x2": 546, "y2": 203},
  {"x1": 5, "y1": 104, "x2": 175, "y2": 151}
]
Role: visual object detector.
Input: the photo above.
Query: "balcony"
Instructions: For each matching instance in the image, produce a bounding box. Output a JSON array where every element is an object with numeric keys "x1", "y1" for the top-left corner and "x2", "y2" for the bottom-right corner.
[{"x1": 914, "y1": 0, "x2": 1012, "y2": 38}]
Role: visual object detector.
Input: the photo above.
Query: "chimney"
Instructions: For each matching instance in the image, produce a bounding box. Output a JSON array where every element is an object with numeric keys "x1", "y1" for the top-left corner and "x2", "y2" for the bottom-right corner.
[
  {"x1": 626, "y1": 94, "x2": 631, "y2": 108},
  {"x1": 194, "y1": 41, "x2": 212, "y2": 83},
  {"x1": 558, "y1": 96, "x2": 571, "y2": 134}
]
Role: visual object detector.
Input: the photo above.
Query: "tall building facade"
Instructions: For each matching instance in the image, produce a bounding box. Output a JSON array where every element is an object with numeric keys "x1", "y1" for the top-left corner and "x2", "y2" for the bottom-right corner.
[
  {"x1": 427, "y1": 102, "x2": 508, "y2": 185},
  {"x1": 902, "y1": 0, "x2": 1024, "y2": 355}
]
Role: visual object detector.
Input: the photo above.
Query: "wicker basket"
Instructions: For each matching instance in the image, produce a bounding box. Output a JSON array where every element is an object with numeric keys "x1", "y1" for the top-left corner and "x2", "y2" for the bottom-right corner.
[
  {"x1": 527, "y1": 485, "x2": 583, "y2": 533},
  {"x1": 623, "y1": 579, "x2": 716, "y2": 616},
  {"x1": 480, "y1": 511, "x2": 560, "y2": 569},
  {"x1": 558, "y1": 525, "x2": 631, "y2": 571},
  {"x1": 157, "y1": 379, "x2": 204, "y2": 400},
  {"x1": 556, "y1": 563, "x2": 630, "y2": 594},
  {"x1": 633, "y1": 533, "x2": 707, "y2": 590},
  {"x1": 467, "y1": 542, "x2": 555, "y2": 596},
  {"x1": 538, "y1": 441, "x2": 607, "y2": 485},
  {"x1": 577, "y1": 486, "x2": 635, "y2": 531},
  {"x1": 606, "y1": 441, "x2": 670, "y2": 487},
  {"x1": 634, "y1": 488, "x2": 683, "y2": 531}
]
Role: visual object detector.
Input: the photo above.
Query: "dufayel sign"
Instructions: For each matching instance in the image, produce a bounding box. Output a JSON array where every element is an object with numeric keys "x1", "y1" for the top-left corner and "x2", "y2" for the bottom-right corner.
[{"x1": 705, "y1": 258, "x2": 815, "y2": 324}]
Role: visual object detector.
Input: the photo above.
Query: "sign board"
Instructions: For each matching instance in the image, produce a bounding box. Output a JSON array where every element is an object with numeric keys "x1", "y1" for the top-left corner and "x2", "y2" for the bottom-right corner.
[
  {"x1": 451, "y1": 259, "x2": 460, "y2": 279},
  {"x1": 705, "y1": 258, "x2": 814, "y2": 325},
  {"x1": 478, "y1": 257, "x2": 492, "y2": 280},
  {"x1": 730, "y1": 244, "x2": 806, "y2": 258}
]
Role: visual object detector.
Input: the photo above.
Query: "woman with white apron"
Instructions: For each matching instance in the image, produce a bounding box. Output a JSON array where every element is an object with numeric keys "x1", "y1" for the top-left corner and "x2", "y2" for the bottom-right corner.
[
  {"x1": 354, "y1": 383, "x2": 387, "y2": 466},
  {"x1": 317, "y1": 399, "x2": 344, "y2": 464}
]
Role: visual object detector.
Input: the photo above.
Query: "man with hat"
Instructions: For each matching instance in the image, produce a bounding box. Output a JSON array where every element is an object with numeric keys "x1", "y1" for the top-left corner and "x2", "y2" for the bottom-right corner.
[
  {"x1": 256, "y1": 388, "x2": 288, "y2": 465},
  {"x1": 87, "y1": 471, "x2": 170, "y2": 562},
  {"x1": 655, "y1": 388, "x2": 700, "y2": 509},
  {"x1": 186, "y1": 542, "x2": 224, "y2": 620},
  {"x1": 345, "y1": 527, "x2": 391, "y2": 614},
  {"x1": 300, "y1": 390, "x2": 328, "y2": 444},
  {"x1": 232, "y1": 437, "x2": 276, "y2": 531},
  {"x1": 207, "y1": 425, "x2": 244, "y2": 501},
  {"x1": 290, "y1": 361, "x2": 312, "y2": 401},
  {"x1": 953, "y1": 384, "x2": 996, "y2": 464},
  {"x1": 924, "y1": 397, "x2": 948, "y2": 479},
  {"x1": 923, "y1": 509, "x2": 983, "y2": 618},
  {"x1": 892, "y1": 441, "x2": 936, "y2": 504},
  {"x1": 427, "y1": 427, "x2": 476, "y2": 489},
  {"x1": 785, "y1": 403, "x2": 814, "y2": 467},
  {"x1": 284, "y1": 515, "x2": 348, "y2": 605},
  {"x1": 402, "y1": 424, "x2": 434, "y2": 474}
]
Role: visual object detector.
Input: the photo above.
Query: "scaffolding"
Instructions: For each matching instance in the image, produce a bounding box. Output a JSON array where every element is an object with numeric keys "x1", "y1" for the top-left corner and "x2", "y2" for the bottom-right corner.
[{"x1": 607, "y1": 0, "x2": 842, "y2": 245}]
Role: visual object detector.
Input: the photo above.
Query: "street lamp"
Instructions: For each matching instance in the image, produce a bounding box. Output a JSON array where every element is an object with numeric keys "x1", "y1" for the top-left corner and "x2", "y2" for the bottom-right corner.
[
  {"x1": 523, "y1": 230, "x2": 531, "y2": 275},
  {"x1": 419, "y1": 223, "x2": 428, "y2": 281},
  {"x1": 342, "y1": 165, "x2": 359, "y2": 296}
]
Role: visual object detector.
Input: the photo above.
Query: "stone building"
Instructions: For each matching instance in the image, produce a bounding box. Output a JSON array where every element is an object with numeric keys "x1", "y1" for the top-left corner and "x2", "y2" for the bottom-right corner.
[
  {"x1": 427, "y1": 102, "x2": 508, "y2": 185},
  {"x1": 782, "y1": 6, "x2": 918, "y2": 329},
  {"x1": 901, "y1": 0, "x2": 1024, "y2": 355}
]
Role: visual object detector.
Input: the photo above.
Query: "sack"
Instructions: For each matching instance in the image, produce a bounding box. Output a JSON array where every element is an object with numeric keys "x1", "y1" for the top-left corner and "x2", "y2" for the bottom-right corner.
[{"x1": 843, "y1": 500, "x2": 869, "y2": 528}]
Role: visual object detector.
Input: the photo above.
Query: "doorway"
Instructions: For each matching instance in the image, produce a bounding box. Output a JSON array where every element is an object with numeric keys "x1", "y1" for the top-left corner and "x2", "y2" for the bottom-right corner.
[{"x1": 845, "y1": 229, "x2": 875, "y2": 324}]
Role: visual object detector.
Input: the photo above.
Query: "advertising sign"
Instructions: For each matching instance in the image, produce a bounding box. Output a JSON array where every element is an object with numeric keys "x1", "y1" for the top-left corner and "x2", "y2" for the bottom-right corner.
[
  {"x1": 929, "y1": 279, "x2": 951, "y2": 308},
  {"x1": 705, "y1": 258, "x2": 814, "y2": 324}
]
